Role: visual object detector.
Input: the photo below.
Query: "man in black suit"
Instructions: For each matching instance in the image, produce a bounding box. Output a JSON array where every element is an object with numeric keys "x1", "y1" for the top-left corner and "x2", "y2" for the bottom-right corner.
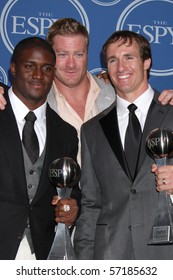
[{"x1": 0, "y1": 37, "x2": 80, "y2": 259}]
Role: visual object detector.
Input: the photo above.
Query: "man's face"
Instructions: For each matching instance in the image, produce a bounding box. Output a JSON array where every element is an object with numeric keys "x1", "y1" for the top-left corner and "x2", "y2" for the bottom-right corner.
[
  {"x1": 106, "y1": 39, "x2": 151, "y2": 101},
  {"x1": 11, "y1": 47, "x2": 55, "y2": 109},
  {"x1": 52, "y1": 34, "x2": 88, "y2": 88}
]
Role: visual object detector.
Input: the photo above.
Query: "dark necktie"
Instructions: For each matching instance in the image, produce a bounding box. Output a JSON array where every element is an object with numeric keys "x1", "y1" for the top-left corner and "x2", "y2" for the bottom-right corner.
[
  {"x1": 22, "y1": 111, "x2": 39, "y2": 164},
  {"x1": 124, "y1": 104, "x2": 142, "y2": 180}
]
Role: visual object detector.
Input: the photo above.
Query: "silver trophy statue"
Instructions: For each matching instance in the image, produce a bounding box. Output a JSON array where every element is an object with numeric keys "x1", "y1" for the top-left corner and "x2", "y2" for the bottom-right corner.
[
  {"x1": 47, "y1": 157, "x2": 81, "y2": 259},
  {"x1": 146, "y1": 128, "x2": 173, "y2": 244}
]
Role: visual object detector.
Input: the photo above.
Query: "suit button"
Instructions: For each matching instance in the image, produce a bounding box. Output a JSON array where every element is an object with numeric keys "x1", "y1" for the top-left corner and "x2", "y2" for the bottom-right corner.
[
  {"x1": 131, "y1": 189, "x2": 136, "y2": 194},
  {"x1": 128, "y1": 225, "x2": 131, "y2": 231}
]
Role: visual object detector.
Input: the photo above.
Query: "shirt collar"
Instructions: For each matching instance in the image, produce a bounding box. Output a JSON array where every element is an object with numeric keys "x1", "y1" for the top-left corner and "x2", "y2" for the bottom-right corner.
[
  {"x1": 117, "y1": 84, "x2": 154, "y2": 116},
  {"x1": 8, "y1": 87, "x2": 47, "y2": 124},
  {"x1": 87, "y1": 71, "x2": 100, "y2": 94}
]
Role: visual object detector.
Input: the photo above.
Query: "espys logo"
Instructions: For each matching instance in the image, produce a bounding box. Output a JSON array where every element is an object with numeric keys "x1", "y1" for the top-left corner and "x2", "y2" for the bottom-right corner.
[
  {"x1": 0, "y1": 0, "x2": 89, "y2": 54},
  {"x1": 0, "y1": 66, "x2": 8, "y2": 84},
  {"x1": 116, "y1": 0, "x2": 173, "y2": 76},
  {"x1": 91, "y1": 0, "x2": 121, "y2": 6}
]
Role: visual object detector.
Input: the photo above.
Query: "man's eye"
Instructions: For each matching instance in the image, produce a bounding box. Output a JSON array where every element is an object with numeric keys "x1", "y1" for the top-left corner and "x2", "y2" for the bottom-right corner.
[
  {"x1": 127, "y1": 56, "x2": 133, "y2": 60},
  {"x1": 43, "y1": 66, "x2": 54, "y2": 72},
  {"x1": 108, "y1": 58, "x2": 117, "y2": 64},
  {"x1": 56, "y1": 53, "x2": 67, "y2": 57},
  {"x1": 75, "y1": 53, "x2": 83, "y2": 57},
  {"x1": 25, "y1": 64, "x2": 34, "y2": 69}
]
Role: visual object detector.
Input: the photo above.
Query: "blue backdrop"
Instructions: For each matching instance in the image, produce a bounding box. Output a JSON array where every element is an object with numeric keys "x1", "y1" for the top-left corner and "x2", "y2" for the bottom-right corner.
[{"x1": 0, "y1": 0, "x2": 173, "y2": 91}]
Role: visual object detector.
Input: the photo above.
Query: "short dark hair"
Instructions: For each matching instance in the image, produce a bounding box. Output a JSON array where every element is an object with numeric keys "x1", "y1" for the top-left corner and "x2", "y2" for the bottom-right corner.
[
  {"x1": 11, "y1": 36, "x2": 56, "y2": 64},
  {"x1": 102, "y1": 30, "x2": 152, "y2": 78}
]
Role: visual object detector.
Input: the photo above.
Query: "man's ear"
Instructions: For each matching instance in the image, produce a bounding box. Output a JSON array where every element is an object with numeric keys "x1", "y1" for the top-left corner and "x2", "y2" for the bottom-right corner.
[
  {"x1": 144, "y1": 58, "x2": 151, "y2": 71},
  {"x1": 10, "y1": 62, "x2": 16, "y2": 77}
]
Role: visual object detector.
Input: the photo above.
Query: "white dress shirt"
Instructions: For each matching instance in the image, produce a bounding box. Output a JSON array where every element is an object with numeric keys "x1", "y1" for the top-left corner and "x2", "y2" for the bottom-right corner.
[
  {"x1": 116, "y1": 84, "x2": 154, "y2": 148},
  {"x1": 9, "y1": 87, "x2": 47, "y2": 153}
]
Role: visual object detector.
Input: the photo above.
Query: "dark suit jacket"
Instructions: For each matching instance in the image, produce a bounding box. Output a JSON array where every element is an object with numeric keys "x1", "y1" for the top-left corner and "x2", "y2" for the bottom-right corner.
[
  {"x1": 74, "y1": 89, "x2": 173, "y2": 260},
  {"x1": 0, "y1": 86, "x2": 80, "y2": 260},
  {"x1": 0, "y1": 82, "x2": 9, "y2": 91}
]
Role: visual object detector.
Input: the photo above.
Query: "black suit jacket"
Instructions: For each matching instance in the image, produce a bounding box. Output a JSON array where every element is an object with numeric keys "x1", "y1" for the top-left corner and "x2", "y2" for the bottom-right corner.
[
  {"x1": 0, "y1": 81, "x2": 9, "y2": 90},
  {"x1": 0, "y1": 86, "x2": 80, "y2": 259}
]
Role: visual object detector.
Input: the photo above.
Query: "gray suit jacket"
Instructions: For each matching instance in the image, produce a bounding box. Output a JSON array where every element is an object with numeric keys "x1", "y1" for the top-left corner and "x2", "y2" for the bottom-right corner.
[
  {"x1": 74, "y1": 89, "x2": 173, "y2": 260},
  {"x1": 46, "y1": 75, "x2": 116, "y2": 114}
]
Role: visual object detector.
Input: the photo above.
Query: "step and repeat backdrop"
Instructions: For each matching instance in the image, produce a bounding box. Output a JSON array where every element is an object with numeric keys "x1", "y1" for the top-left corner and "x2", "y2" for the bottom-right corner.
[{"x1": 0, "y1": 0, "x2": 173, "y2": 91}]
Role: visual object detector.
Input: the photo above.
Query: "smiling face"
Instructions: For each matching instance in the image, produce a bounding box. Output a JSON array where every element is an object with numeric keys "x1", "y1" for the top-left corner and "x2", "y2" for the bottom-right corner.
[
  {"x1": 10, "y1": 47, "x2": 55, "y2": 110},
  {"x1": 106, "y1": 38, "x2": 151, "y2": 102},
  {"x1": 52, "y1": 34, "x2": 88, "y2": 89}
]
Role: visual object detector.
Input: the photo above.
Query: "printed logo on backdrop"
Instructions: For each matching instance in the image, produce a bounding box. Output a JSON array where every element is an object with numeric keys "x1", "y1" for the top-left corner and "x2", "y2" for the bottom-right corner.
[
  {"x1": 0, "y1": 66, "x2": 8, "y2": 85},
  {"x1": 116, "y1": 0, "x2": 173, "y2": 76},
  {"x1": 91, "y1": 0, "x2": 121, "y2": 6},
  {"x1": 0, "y1": 0, "x2": 89, "y2": 54}
]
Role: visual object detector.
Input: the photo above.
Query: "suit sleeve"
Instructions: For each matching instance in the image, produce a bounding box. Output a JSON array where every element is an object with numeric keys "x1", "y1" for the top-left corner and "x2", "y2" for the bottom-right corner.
[
  {"x1": 74, "y1": 126, "x2": 101, "y2": 259},
  {"x1": 69, "y1": 129, "x2": 81, "y2": 211}
]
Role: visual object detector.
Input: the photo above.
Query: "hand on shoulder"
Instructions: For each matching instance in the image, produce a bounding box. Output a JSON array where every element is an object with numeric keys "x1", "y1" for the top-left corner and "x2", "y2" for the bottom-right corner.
[{"x1": 0, "y1": 86, "x2": 7, "y2": 110}]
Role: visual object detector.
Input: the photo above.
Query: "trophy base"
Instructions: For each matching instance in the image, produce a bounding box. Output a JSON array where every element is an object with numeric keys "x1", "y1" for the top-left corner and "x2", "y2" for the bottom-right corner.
[
  {"x1": 148, "y1": 225, "x2": 173, "y2": 245},
  {"x1": 47, "y1": 223, "x2": 76, "y2": 260}
]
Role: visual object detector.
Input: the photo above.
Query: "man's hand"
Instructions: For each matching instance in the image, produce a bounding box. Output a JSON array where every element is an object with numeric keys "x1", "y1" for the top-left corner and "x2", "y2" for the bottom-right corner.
[
  {"x1": 151, "y1": 163, "x2": 173, "y2": 195},
  {"x1": 158, "y1": 89, "x2": 173, "y2": 105},
  {"x1": 0, "y1": 86, "x2": 6, "y2": 110},
  {"x1": 52, "y1": 196, "x2": 78, "y2": 225},
  {"x1": 96, "y1": 71, "x2": 110, "y2": 84}
]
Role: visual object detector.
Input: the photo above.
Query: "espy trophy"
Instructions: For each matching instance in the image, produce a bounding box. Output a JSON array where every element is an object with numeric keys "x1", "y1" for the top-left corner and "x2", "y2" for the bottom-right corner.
[
  {"x1": 47, "y1": 157, "x2": 81, "y2": 259},
  {"x1": 146, "y1": 128, "x2": 173, "y2": 244}
]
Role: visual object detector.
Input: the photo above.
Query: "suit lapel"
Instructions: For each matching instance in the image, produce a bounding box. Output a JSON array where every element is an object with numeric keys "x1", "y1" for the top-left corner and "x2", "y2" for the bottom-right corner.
[
  {"x1": 99, "y1": 92, "x2": 170, "y2": 180},
  {"x1": 0, "y1": 93, "x2": 28, "y2": 199},
  {"x1": 100, "y1": 105, "x2": 131, "y2": 178}
]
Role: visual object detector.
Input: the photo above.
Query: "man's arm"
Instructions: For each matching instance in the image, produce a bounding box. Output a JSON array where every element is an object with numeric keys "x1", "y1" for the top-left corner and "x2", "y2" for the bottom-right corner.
[{"x1": 1, "y1": 83, "x2": 173, "y2": 106}]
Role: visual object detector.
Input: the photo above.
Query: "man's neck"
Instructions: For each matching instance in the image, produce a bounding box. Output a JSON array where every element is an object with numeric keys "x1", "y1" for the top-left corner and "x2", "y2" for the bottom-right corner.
[{"x1": 54, "y1": 75, "x2": 90, "y2": 120}]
